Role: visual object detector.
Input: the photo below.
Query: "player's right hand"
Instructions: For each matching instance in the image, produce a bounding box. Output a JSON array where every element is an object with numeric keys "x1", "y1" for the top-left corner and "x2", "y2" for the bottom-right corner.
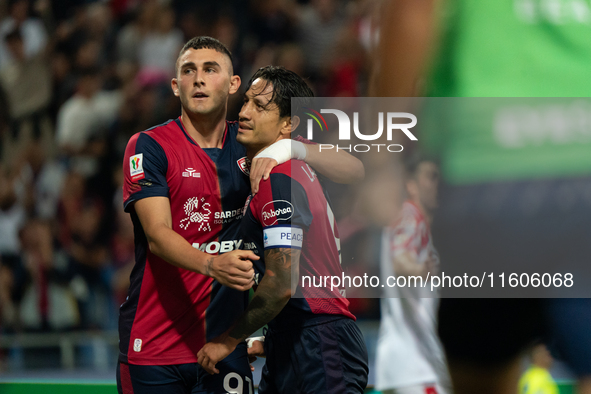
[
  {"x1": 247, "y1": 338, "x2": 265, "y2": 371},
  {"x1": 247, "y1": 339, "x2": 265, "y2": 360},
  {"x1": 209, "y1": 250, "x2": 258, "y2": 291}
]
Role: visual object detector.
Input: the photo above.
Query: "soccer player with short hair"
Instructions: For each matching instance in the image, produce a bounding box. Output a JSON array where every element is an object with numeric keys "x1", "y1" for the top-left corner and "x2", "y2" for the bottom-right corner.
[
  {"x1": 119, "y1": 37, "x2": 363, "y2": 394},
  {"x1": 197, "y1": 66, "x2": 369, "y2": 394}
]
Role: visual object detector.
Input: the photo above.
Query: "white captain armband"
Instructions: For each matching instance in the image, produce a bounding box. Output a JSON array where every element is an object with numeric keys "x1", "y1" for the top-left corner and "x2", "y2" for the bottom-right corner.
[{"x1": 263, "y1": 225, "x2": 303, "y2": 250}]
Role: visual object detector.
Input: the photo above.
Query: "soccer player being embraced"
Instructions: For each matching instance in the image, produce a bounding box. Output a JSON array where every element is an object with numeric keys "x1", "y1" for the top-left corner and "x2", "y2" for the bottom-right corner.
[
  {"x1": 198, "y1": 66, "x2": 369, "y2": 394},
  {"x1": 120, "y1": 36, "x2": 364, "y2": 394}
]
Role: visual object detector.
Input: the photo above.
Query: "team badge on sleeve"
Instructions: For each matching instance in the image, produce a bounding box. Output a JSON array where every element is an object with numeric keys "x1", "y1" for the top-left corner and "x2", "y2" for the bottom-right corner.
[{"x1": 130, "y1": 153, "x2": 145, "y2": 181}]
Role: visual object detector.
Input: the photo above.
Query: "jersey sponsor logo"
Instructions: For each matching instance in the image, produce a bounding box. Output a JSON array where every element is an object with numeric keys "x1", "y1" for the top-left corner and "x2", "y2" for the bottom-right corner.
[
  {"x1": 213, "y1": 208, "x2": 243, "y2": 224},
  {"x1": 182, "y1": 168, "x2": 201, "y2": 178},
  {"x1": 261, "y1": 200, "x2": 294, "y2": 226},
  {"x1": 191, "y1": 239, "x2": 243, "y2": 254},
  {"x1": 180, "y1": 197, "x2": 212, "y2": 231},
  {"x1": 243, "y1": 241, "x2": 257, "y2": 251},
  {"x1": 237, "y1": 157, "x2": 250, "y2": 176},
  {"x1": 214, "y1": 209, "x2": 243, "y2": 220},
  {"x1": 130, "y1": 154, "x2": 145, "y2": 181},
  {"x1": 133, "y1": 338, "x2": 142, "y2": 352},
  {"x1": 214, "y1": 208, "x2": 244, "y2": 224}
]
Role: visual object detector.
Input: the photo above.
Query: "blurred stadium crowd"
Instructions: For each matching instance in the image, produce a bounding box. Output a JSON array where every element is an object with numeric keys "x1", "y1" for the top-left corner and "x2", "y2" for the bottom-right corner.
[{"x1": 0, "y1": 0, "x2": 379, "y2": 339}]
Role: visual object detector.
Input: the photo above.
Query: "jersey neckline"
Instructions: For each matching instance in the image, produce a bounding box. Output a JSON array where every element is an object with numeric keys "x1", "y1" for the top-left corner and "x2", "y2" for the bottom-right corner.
[{"x1": 175, "y1": 117, "x2": 229, "y2": 149}]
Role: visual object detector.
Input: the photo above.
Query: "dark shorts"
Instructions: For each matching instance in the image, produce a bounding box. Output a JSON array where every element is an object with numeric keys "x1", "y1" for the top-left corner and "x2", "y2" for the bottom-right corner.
[
  {"x1": 259, "y1": 316, "x2": 369, "y2": 394},
  {"x1": 117, "y1": 343, "x2": 253, "y2": 394}
]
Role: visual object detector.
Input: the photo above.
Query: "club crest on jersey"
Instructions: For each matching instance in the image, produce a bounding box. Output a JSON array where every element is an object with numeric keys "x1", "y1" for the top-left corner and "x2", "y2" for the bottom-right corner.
[
  {"x1": 237, "y1": 157, "x2": 250, "y2": 176},
  {"x1": 129, "y1": 153, "x2": 144, "y2": 181},
  {"x1": 261, "y1": 200, "x2": 294, "y2": 226},
  {"x1": 133, "y1": 338, "x2": 142, "y2": 352},
  {"x1": 180, "y1": 197, "x2": 212, "y2": 231}
]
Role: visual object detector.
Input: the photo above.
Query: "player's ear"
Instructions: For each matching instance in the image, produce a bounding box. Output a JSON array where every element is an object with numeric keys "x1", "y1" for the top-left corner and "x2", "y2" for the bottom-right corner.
[
  {"x1": 171, "y1": 78, "x2": 179, "y2": 97},
  {"x1": 290, "y1": 116, "x2": 301, "y2": 133},
  {"x1": 229, "y1": 75, "x2": 241, "y2": 95},
  {"x1": 280, "y1": 116, "x2": 298, "y2": 137}
]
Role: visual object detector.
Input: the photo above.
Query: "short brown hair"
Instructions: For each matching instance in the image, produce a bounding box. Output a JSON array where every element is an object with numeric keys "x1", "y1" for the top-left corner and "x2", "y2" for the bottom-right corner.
[{"x1": 177, "y1": 36, "x2": 233, "y2": 73}]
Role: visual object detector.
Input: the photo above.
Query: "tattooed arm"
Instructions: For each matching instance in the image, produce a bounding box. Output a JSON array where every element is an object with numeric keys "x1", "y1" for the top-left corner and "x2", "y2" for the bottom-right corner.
[{"x1": 197, "y1": 247, "x2": 301, "y2": 374}]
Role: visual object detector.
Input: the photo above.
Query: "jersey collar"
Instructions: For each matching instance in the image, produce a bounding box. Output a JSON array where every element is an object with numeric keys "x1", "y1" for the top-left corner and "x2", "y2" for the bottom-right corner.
[{"x1": 175, "y1": 117, "x2": 228, "y2": 149}]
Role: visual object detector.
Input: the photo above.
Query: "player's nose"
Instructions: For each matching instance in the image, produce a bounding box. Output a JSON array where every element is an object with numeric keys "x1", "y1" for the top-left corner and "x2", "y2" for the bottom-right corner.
[
  {"x1": 193, "y1": 71, "x2": 205, "y2": 86},
  {"x1": 238, "y1": 105, "x2": 251, "y2": 121}
]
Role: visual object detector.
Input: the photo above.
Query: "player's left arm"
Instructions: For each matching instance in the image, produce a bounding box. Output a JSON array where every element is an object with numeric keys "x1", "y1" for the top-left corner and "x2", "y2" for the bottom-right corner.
[
  {"x1": 250, "y1": 139, "x2": 364, "y2": 193},
  {"x1": 197, "y1": 246, "x2": 300, "y2": 374}
]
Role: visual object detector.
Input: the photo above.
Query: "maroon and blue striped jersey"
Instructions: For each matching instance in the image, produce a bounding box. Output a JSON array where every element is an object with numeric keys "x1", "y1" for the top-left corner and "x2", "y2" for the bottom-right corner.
[
  {"x1": 121, "y1": 118, "x2": 250, "y2": 365},
  {"x1": 240, "y1": 159, "x2": 355, "y2": 325}
]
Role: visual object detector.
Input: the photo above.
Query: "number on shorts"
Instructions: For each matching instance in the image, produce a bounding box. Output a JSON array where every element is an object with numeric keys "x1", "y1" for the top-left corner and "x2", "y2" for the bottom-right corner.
[{"x1": 223, "y1": 372, "x2": 253, "y2": 394}]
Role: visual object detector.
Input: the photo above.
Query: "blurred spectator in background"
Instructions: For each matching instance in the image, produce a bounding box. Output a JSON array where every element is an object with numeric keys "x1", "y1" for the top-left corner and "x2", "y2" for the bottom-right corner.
[
  {"x1": 0, "y1": 27, "x2": 51, "y2": 148},
  {"x1": 136, "y1": 3, "x2": 182, "y2": 85},
  {"x1": 376, "y1": 154, "x2": 450, "y2": 394},
  {"x1": 519, "y1": 343, "x2": 559, "y2": 394},
  {"x1": 249, "y1": 0, "x2": 295, "y2": 45},
  {"x1": 65, "y1": 194, "x2": 110, "y2": 329},
  {"x1": 108, "y1": 166, "x2": 133, "y2": 307},
  {"x1": 20, "y1": 142, "x2": 66, "y2": 220},
  {"x1": 0, "y1": 164, "x2": 27, "y2": 331},
  {"x1": 295, "y1": 0, "x2": 345, "y2": 79},
  {"x1": 0, "y1": 0, "x2": 47, "y2": 68},
  {"x1": 18, "y1": 218, "x2": 78, "y2": 331},
  {"x1": 55, "y1": 67, "x2": 121, "y2": 176},
  {"x1": 116, "y1": 1, "x2": 157, "y2": 66},
  {"x1": 275, "y1": 43, "x2": 305, "y2": 77}
]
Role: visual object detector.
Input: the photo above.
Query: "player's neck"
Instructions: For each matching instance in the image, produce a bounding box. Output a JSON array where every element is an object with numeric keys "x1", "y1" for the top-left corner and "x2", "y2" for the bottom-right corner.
[
  {"x1": 181, "y1": 109, "x2": 227, "y2": 149},
  {"x1": 246, "y1": 148, "x2": 257, "y2": 161},
  {"x1": 246, "y1": 144, "x2": 270, "y2": 160},
  {"x1": 410, "y1": 199, "x2": 433, "y2": 225}
]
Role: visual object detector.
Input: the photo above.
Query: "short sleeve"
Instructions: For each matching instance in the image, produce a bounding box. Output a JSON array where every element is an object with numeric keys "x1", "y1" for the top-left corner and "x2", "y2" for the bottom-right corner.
[{"x1": 123, "y1": 132, "x2": 169, "y2": 212}]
